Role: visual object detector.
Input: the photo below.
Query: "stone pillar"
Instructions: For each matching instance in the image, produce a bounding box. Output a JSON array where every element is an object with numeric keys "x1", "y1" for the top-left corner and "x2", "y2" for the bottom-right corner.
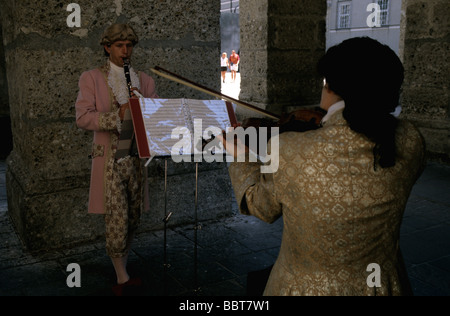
[
  {"x1": 1, "y1": 0, "x2": 229, "y2": 251},
  {"x1": 239, "y1": 0, "x2": 326, "y2": 118},
  {"x1": 0, "y1": 20, "x2": 12, "y2": 159},
  {"x1": 400, "y1": 0, "x2": 450, "y2": 162}
]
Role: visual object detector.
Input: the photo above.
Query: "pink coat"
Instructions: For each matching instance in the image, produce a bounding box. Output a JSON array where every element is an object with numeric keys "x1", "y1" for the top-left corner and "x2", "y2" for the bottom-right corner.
[{"x1": 75, "y1": 64, "x2": 158, "y2": 214}]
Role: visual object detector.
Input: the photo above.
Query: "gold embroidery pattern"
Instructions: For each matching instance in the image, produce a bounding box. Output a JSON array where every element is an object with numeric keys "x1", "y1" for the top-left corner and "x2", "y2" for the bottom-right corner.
[
  {"x1": 99, "y1": 111, "x2": 120, "y2": 132},
  {"x1": 229, "y1": 111, "x2": 425, "y2": 296},
  {"x1": 91, "y1": 143, "x2": 104, "y2": 159},
  {"x1": 104, "y1": 156, "x2": 143, "y2": 258},
  {"x1": 97, "y1": 64, "x2": 117, "y2": 215},
  {"x1": 97, "y1": 64, "x2": 147, "y2": 228}
]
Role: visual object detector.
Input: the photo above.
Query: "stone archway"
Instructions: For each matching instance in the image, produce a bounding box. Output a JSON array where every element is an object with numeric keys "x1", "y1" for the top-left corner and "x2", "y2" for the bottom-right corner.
[
  {"x1": 0, "y1": 0, "x2": 448, "y2": 252},
  {"x1": 237, "y1": 0, "x2": 449, "y2": 161}
]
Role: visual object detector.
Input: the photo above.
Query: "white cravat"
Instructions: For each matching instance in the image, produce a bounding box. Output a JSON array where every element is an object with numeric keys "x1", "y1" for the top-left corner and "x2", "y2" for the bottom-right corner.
[
  {"x1": 107, "y1": 60, "x2": 140, "y2": 105},
  {"x1": 321, "y1": 100, "x2": 345, "y2": 125}
]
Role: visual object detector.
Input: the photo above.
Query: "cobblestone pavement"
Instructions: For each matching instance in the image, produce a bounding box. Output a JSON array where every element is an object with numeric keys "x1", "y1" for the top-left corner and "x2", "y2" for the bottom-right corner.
[{"x1": 0, "y1": 160, "x2": 449, "y2": 296}]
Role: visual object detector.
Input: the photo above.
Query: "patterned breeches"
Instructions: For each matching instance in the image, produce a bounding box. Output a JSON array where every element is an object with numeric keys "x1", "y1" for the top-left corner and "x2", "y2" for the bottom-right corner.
[{"x1": 104, "y1": 156, "x2": 143, "y2": 258}]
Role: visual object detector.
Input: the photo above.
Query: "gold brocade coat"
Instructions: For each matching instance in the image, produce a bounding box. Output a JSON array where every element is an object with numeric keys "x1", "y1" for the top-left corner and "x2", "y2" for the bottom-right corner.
[{"x1": 229, "y1": 110, "x2": 425, "y2": 296}]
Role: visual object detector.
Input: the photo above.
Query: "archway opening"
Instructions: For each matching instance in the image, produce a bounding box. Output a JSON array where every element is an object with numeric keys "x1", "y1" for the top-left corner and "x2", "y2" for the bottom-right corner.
[{"x1": 220, "y1": 0, "x2": 240, "y2": 99}]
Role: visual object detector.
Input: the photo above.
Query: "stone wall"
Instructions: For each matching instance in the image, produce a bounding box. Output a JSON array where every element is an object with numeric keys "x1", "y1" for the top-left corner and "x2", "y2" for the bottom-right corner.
[
  {"x1": 239, "y1": 0, "x2": 326, "y2": 118},
  {"x1": 0, "y1": 21, "x2": 12, "y2": 159},
  {"x1": 1, "y1": 0, "x2": 231, "y2": 251},
  {"x1": 0, "y1": 22, "x2": 8, "y2": 116},
  {"x1": 399, "y1": 0, "x2": 450, "y2": 163}
]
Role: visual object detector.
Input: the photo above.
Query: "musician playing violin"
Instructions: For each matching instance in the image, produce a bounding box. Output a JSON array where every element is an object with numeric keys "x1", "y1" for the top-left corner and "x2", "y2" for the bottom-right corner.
[
  {"x1": 75, "y1": 23, "x2": 158, "y2": 295},
  {"x1": 219, "y1": 37, "x2": 425, "y2": 296}
]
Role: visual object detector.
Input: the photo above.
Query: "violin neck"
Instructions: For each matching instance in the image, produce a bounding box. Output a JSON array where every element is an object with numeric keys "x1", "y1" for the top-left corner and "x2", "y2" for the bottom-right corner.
[{"x1": 151, "y1": 66, "x2": 280, "y2": 120}]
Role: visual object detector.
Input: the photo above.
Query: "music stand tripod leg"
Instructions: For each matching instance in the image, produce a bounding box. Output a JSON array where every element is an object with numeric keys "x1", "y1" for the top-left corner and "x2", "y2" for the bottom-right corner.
[
  {"x1": 162, "y1": 158, "x2": 172, "y2": 295},
  {"x1": 193, "y1": 161, "x2": 201, "y2": 294}
]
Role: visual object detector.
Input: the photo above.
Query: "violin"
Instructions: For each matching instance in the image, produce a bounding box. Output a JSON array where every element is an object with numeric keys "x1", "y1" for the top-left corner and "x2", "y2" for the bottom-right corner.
[
  {"x1": 242, "y1": 107, "x2": 325, "y2": 134},
  {"x1": 150, "y1": 66, "x2": 325, "y2": 135}
]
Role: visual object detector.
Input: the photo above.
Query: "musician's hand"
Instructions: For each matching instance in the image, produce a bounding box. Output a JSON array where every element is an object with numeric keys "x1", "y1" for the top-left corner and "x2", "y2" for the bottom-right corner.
[
  {"x1": 216, "y1": 130, "x2": 249, "y2": 160},
  {"x1": 130, "y1": 87, "x2": 143, "y2": 98},
  {"x1": 119, "y1": 102, "x2": 130, "y2": 121}
]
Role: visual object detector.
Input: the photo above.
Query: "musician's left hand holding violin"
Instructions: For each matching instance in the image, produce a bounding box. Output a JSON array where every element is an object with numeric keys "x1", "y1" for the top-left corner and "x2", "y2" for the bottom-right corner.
[{"x1": 216, "y1": 124, "x2": 250, "y2": 161}]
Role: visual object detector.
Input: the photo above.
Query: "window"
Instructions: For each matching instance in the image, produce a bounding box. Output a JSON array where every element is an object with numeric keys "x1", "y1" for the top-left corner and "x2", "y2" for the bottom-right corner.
[
  {"x1": 337, "y1": 1, "x2": 352, "y2": 29},
  {"x1": 221, "y1": 0, "x2": 240, "y2": 13},
  {"x1": 377, "y1": 0, "x2": 389, "y2": 26}
]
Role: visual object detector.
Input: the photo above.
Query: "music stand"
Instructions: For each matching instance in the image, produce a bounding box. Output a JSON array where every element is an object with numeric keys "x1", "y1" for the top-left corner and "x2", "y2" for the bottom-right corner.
[
  {"x1": 146, "y1": 156, "x2": 201, "y2": 295},
  {"x1": 130, "y1": 97, "x2": 236, "y2": 295}
]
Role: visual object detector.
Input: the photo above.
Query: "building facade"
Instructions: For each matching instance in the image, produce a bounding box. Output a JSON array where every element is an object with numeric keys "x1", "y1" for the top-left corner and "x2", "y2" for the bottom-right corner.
[
  {"x1": 221, "y1": 0, "x2": 240, "y2": 64},
  {"x1": 221, "y1": 0, "x2": 240, "y2": 13},
  {"x1": 326, "y1": 0, "x2": 402, "y2": 53}
]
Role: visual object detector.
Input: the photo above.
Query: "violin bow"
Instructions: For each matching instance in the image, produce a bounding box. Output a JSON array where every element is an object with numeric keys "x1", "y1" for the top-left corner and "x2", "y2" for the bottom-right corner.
[{"x1": 150, "y1": 66, "x2": 281, "y2": 120}]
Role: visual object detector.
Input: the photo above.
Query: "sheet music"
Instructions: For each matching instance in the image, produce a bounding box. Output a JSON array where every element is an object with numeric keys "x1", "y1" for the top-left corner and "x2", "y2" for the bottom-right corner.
[
  {"x1": 137, "y1": 98, "x2": 232, "y2": 157},
  {"x1": 188, "y1": 99, "x2": 231, "y2": 131}
]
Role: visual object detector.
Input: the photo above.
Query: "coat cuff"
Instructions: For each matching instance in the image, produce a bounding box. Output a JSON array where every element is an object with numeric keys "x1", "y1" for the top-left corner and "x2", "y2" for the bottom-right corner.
[
  {"x1": 99, "y1": 111, "x2": 121, "y2": 132},
  {"x1": 229, "y1": 162, "x2": 261, "y2": 214}
]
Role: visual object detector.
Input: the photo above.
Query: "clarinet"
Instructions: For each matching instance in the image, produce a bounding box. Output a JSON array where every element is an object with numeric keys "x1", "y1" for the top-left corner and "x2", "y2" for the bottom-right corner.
[
  {"x1": 123, "y1": 58, "x2": 133, "y2": 98},
  {"x1": 121, "y1": 58, "x2": 139, "y2": 157}
]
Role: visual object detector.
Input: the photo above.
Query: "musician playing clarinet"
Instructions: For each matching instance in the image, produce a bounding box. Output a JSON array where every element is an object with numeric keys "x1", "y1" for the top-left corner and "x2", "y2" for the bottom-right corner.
[{"x1": 75, "y1": 23, "x2": 158, "y2": 296}]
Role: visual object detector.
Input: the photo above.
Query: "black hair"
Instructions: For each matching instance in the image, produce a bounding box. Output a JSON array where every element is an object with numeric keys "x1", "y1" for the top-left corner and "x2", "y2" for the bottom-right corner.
[{"x1": 317, "y1": 37, "x2": 404, "y2": 169}]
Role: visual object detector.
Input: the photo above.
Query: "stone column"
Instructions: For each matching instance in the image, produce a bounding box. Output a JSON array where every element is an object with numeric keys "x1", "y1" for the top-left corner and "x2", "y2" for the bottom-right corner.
[
  {"x1": 1, "y1": 0, "x2": 229, "y2": 251},
  {"x1": 400, "y1": 0, "x2": 450, "y2": 162},
  {"x1": 0, "y1": 21, "x2": 12, "y2": 159},
  {"x1": 239, "y1": 0, "x2": 326, "y2": 118}
]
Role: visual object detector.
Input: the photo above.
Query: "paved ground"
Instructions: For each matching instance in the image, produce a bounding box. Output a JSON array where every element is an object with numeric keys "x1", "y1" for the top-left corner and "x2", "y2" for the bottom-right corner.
[{"x1": 0, "y1": 158, "x2": 449, "y2": 296}]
